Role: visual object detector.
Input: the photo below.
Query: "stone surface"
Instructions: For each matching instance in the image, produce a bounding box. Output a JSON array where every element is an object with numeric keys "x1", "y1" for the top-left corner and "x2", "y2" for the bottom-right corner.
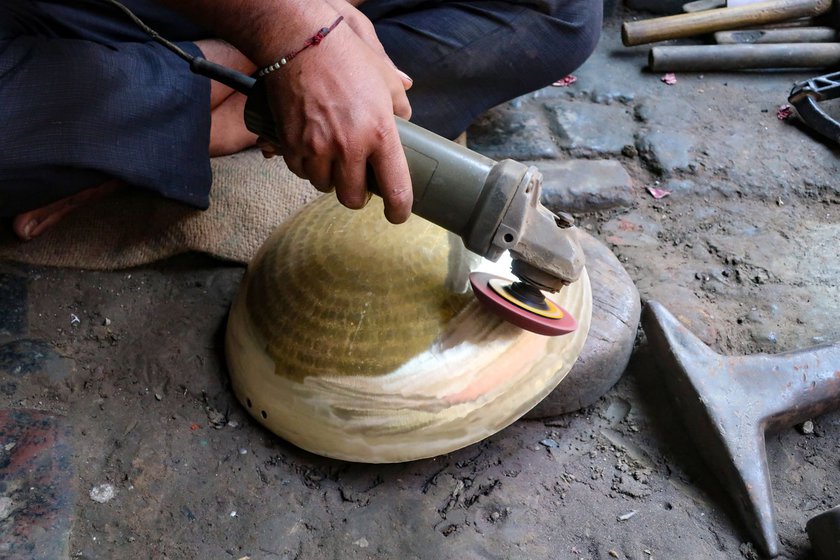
[
  {"x1": 527, "y1": 233, "x2": 641, "y2": 418},
  {"x1": 636, "y1": 129, "x2": 694, "y2": 175},
  {"x1": 663, "y1": 178, "x2": 699, "y2": 197},
  {"x1": 588, "y1": 87, "x2": 636, "y2": 106},
  {"x1": 0, "y1": 273, "x2": 26, "y2": 338},
  {"x1": 0, "y1": 339, "x2": 73, "y2": 399},
  {"x1": 0, "y1": 339, "x2": 67, "y2": 380},
  {"x1": 467, "y1": 104, "x2": 560, "y2": 161},
  {"x1": 546, "y1": 101, "x2": 637, "y2": 155},
  {"x1": 536, "y1": 159, "x2": 636, "y2": 213},
  {"x1": 0, "y1": 409, "x2": 74, "y2": 560},
  {"x1": 601, "y1": 213, "x2": 662, "y2": 248}
]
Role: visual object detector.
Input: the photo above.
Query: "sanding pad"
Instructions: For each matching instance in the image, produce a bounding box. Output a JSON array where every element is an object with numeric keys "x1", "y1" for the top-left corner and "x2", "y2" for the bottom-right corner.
[{"x1": 469, "y1": 272, "x2": 578, "y2": 336}]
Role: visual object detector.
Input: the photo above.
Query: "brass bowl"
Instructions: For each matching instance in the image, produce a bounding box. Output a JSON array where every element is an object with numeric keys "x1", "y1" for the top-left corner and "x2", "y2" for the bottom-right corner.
[{"x1": 225, "y1": 195, "x2": 591, "y2": 463}]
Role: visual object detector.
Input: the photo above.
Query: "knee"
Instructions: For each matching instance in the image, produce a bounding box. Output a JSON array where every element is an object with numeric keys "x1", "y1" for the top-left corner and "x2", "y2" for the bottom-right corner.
[
  {"x1": 574, "y1": 2, "x2": 604, "y2": 65},
  {"x1": 542, "y1": 0, "x2": 603, "y2": 73}
]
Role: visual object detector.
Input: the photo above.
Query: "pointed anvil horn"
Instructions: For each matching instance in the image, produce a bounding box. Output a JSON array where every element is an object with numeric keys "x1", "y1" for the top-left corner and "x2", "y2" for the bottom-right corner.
[{"x1": 642, "y1": 300, "x2": 840, "y2": 558}]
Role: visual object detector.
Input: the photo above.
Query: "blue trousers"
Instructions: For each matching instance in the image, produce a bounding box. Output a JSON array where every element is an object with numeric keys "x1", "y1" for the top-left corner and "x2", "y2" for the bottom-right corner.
[{"x1": 0, "y1": 0, "x2": 601, "y2": 216}]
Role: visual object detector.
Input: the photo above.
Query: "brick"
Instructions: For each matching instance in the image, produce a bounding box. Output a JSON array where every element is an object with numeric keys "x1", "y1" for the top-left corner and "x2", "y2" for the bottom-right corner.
[{"x1": 536, "y1": 159, "x2": 635, "y2": 213}]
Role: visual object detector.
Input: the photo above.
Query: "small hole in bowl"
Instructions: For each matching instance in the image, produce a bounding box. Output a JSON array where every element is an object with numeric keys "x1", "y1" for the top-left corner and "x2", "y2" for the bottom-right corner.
[
  {"x1": 246, "y1": 398, "x2": 252, "y2": 408},
  {"x1": 261, "y1": 410, "x2": 268, "y2": 419}
]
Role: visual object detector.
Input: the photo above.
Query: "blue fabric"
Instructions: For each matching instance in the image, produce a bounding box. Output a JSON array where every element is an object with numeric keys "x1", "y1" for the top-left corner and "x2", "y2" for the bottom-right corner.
[
  {"x1": 361, "y1": 0, "x2": 603, "y2": 139},
  {"x1": 0, "y1": 0, "x2": 212, "y2": 216},
  {"x1": 0, "y1": 0, "x2": 602, "y2": 217}
]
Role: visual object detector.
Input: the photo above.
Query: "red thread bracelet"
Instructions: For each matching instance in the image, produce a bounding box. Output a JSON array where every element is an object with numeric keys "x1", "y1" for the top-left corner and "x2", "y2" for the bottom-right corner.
[{"x1": 257, "y1": 16, "x2": 344, "y2": 77}]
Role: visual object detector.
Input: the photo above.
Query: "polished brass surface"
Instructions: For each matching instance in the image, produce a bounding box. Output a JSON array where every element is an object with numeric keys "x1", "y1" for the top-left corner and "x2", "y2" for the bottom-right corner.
[{"x1": 226, "y1": 196, "x2": 592, "y2": 463}]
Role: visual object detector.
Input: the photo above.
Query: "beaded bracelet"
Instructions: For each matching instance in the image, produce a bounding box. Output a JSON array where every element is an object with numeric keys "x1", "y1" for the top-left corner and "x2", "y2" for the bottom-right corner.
[{"x1": 256, "y1": 16, "x2": 345, "y2": 78}]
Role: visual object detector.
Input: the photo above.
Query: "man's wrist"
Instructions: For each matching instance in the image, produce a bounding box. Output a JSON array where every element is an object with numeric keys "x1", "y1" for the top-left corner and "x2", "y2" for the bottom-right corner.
[
  {"x1": 247, "y1": 4, "x2": 341, "y2": 67},
  {"x1": 256, "y1": 15, "x2": 344, "y2": 78},
  {"x1": 157, "y1": 0, "x2": 340, "y2": 67}
]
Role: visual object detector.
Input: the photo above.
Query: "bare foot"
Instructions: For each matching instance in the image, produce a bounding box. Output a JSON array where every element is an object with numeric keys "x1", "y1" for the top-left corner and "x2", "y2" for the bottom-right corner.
[
  {"x1": 210, "y1": 92, "x2": 258, "y2": 156},
  {"x1": 13, "y1": 180, "x2": 123, "y2": 240},
  {"x1": 197, "y1": 39, "x2": 258, "y2": 155},
  {"x1": 195, "y1": 39, "x2": 257, "y2": 108}
]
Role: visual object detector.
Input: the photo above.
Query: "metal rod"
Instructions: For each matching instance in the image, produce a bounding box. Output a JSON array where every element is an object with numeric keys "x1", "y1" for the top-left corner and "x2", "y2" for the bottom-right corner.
[
  {"x1": 649, "y1": 42, "x2": 840, "y2": 71},
  {"x1": 683, "y1": 0, "x2": 727, "y2": 13},
  {"x1": 715, "y1": 26, "x2": 838, "y2": 42}
]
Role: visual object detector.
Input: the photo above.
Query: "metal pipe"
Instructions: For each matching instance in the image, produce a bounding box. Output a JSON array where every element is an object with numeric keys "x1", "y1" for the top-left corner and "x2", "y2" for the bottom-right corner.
[
  {"x1": 622, "y1": 0, "x2": 833, "y2": 46},
  {"x1": 714, "y1": 26, "x2": 839, "y2": 42},
  {"x1": 649, "y1": 42, "x2": 840, "y2": 71}
]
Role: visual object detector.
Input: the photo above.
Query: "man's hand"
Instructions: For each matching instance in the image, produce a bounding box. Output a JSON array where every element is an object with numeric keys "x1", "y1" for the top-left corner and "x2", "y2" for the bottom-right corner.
[
  {"x1": 159, "y1": 0, "x2": 414, "y2": 223},
  {"x1": 323, "y1": 0, "x2": 413, "y2": 91},
  {"x1": 262, "y1": 7, "x2": 413, "y2": 223}
]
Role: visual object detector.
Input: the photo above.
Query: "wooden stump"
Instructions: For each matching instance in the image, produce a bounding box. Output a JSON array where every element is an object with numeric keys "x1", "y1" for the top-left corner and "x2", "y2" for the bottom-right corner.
[{"x1": 526, "y1": 233, "x2": 641, "y2": 418}]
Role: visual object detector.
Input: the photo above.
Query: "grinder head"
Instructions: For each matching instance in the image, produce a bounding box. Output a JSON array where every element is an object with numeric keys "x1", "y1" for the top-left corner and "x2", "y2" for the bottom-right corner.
[
  {"x1": 469, "y1": 272, "x2": 577, "y2": 336},
  {"x1": 462, "y1": 161, "x2": 584, "y2": 336}
]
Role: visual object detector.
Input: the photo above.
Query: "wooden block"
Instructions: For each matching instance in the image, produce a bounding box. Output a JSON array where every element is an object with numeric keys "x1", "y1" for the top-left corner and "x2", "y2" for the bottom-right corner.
[
  {"x1": 526, "y1": 233, "x2": 640, "y2": 418},
  {"x1": 622, "y1": 0, "x2": 833, "y2": 46}
]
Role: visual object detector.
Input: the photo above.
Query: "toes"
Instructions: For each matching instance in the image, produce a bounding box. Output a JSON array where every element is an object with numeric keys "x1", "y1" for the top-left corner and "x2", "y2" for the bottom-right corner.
[
  {"x1": 11, "y1": 180, "x2": 123, "y2": 241},
  {"x1": 12, "y1": 215, "x2": 38, "y2": 241}
]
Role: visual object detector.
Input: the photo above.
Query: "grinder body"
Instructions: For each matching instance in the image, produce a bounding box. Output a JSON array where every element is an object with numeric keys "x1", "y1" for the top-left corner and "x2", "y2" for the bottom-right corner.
[{"x1": 243, "y1": 80, "x2": 584, "y2": 294}]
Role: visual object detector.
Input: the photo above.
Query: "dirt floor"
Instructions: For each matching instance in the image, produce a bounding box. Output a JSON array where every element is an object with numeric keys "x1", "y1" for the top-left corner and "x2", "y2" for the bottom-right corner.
[{"x1": 2, "y1": 7, "x2": 839, "y2": 560}]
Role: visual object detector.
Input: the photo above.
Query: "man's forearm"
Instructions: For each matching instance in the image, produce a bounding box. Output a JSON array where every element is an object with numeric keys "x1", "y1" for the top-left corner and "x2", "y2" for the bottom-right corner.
[
  {"x1": 157, "y1": 0, "x2": 340, "y2": 65},
  {"x1": 158, "y1": 0, "x2": 415, "y2": 224}
]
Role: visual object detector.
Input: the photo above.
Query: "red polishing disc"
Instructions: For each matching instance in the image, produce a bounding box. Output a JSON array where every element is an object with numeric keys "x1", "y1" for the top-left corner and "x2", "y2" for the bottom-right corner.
[{"x1": 469, "y1": 272, "x2": 578, "y2": 336}]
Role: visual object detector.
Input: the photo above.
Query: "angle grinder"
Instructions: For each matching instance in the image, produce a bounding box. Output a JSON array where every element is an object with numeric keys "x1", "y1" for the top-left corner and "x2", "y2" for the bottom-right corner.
[
  {"x1": 243, "y1": 81, "x2": 585, "y2": 336},
  {"x1": 97, "y1": 0, "x2": 586, "y2": 336}
]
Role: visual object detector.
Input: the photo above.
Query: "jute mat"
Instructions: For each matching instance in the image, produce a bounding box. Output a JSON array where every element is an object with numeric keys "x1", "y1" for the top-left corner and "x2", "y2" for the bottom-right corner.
[{"x1": 0, "y1": 150, "x2": 321, "y2": 269}]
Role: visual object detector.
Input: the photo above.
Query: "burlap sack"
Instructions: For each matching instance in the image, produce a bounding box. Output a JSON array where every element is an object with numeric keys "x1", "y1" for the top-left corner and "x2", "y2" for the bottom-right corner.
[{"x1": 0, "y1": 150, "x2": 321, "y2": 269}]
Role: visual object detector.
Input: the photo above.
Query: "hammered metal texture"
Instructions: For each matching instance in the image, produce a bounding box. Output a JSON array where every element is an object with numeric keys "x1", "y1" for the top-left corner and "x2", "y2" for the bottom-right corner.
[
  {"x1": 244, "y1": 195, "x2": 473, "y2": 380},
  {"x1": 226, "y1": 195, "x2": 592, "y2": 463}
]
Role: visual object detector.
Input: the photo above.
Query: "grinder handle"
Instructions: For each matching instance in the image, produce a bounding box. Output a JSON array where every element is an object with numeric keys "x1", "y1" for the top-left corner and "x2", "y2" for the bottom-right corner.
[
  {"x1": 243, "y1": 78, "x2": 584, "y2": 285},
  {"x1": 243, "y1": 79, "x2": 500, "y2": 240}
]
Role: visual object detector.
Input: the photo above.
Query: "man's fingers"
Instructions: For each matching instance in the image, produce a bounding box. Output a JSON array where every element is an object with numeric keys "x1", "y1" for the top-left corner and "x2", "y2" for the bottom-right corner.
[
  {"x1": 302, "y1": 156, "x2": 334, "y2": 192},
  {"x1": 332, "y1": 155, "x2": 370, "y2": 209},
  {"x1": 257, "y1": 137, "x2": 280, "y2": 158},
  {"x1": 396, "y1": 69, "x2": 413, "y2": 91},
  {"x1": 368, "y1": 127, "x2": 413, "y2": 224},
  {"x1": 257, "y1": 9, "x2": 414, "y2": 223},
  {"x1": 333, "y1": 165, "x2": 372, "y2": 210},
  {"x1": 284, "y1": 156, "x2": 308, "y2": 182},
  {"x1": 392, "y1": 86, "x2": 412, "y2": 121}
]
